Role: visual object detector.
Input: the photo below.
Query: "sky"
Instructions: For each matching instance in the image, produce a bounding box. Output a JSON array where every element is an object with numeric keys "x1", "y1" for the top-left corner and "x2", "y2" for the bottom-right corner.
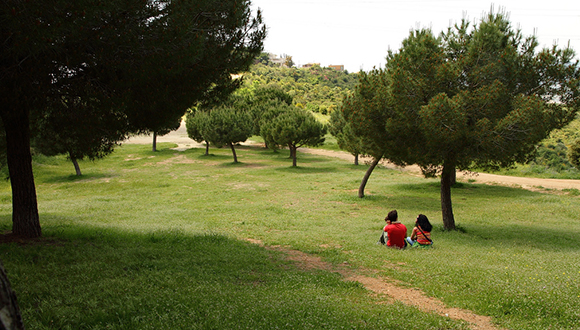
[{"x1": 250, "y1": 0, "x2": 580, "y2": 72}]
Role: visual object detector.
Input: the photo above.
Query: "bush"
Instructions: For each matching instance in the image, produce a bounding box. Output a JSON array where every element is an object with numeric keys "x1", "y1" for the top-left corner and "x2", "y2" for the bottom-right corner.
[
  {"x1": 529, "y1": 142, "x2": 573, "y2": 172},
  {"x1": 568, "y1": 139, "x2": 580, "y2": 169}
]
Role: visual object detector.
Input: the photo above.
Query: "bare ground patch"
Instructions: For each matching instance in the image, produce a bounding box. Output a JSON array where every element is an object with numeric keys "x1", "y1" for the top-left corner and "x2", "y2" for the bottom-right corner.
[{"x1": 157, "y1": 154, "x2": 200, "y2": 165}]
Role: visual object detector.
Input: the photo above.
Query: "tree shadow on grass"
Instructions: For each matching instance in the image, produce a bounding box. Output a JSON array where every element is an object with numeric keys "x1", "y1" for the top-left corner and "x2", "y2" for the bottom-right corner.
[
  {"x1": 0, "y1": 223, "x2": 464, "y2": 330},
  {"x1": 218, "y1": 161, "x2": 257, "y2": 168},
  {"x1": 234, "y1": 144, "x2": 267, "y2": 152},
  {"x1": 393, "y1": 181, "x2": 539, "y2": 200},
  {"x1": 195, "y1": 153, "x2": 232, "y2": 161},
  {"x1": 275, "y1": 165, "x2": 340, "y2": 174},
  {"x1": 39, "y1": 172, "x2": 115, "y2": 184},
  {"x1": 448, "y1": 222, "x2": 580, "y2": 252}
]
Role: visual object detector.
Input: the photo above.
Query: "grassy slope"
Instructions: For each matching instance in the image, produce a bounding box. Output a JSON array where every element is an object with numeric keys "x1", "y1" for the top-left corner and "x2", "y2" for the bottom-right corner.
[{"x1": 1, "y1": 143, "x2": 579, "y2": 329}]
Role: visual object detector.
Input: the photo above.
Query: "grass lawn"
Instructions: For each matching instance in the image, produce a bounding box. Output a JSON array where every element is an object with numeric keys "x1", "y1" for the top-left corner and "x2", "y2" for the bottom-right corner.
[{"x1": 0, "y1": 143, "x2": 579, "y2": 329}]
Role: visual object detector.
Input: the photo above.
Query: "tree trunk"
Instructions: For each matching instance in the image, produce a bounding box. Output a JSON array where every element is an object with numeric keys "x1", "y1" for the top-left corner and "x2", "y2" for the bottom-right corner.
[
  {"x1": 290, "y1": 145, "x2": 297, "y2": 167},
  {"x1": 0, "y1": 260, "x2": 25, "y2": 330},
  {"x1": 354, "y1": 153, "x2": 359, "y2": 166},
  {"x1": 440, "y1": 163, "x2": 456, "y2": 230},
  {"x1": 358, "y1": 157, "x2": 380, "y2": 198},
  {"x1": 229, "y1": 142, "x2": 238, "y2": 163},
  {"x1": 450, "y1": 167, "x2": 456, "y2": 186},
  {"x1": 152, "y1": 131, "x2": 158, "y2": 152},
  {"x1": 204, "y1": 141, "x2": 209, "y2": 155},
  {"x1": 1, "y1": 109, "x2": 41, "y2": 238},
  {"x1": 70, "y1": 153, "x2": 82, "y2": 176}
]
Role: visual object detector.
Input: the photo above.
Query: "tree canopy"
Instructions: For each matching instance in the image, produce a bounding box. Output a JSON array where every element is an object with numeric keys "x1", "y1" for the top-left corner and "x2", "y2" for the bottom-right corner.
[
  {"x1": 328, "y1": 109, "x2": 364, "y2": 165},
  {"x1": 342, "y1": 11, "x2": 580, "y2": 230},
  {"x1": 242, "y1": 86, "x2": 294, "y2": 141},
  {"x1": 186, "y1": 103, "x2": 254, "y2": 163},
  {"x1": 261, "y1": 108, "x2": 327, "y2": 167},
  {"x1": 0, "y1": 0, "x2": 265, "y2": 238}
]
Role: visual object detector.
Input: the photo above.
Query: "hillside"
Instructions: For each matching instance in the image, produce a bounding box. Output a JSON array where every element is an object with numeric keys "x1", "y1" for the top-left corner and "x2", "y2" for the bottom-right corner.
[{"x1": 239, "y1": 62, "x2": 358, "y2": 115}]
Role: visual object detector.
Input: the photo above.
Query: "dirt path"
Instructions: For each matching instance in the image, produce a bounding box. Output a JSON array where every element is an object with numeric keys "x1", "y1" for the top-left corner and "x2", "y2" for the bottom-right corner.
[{"x1": 246, "y1": 239, "x2": 501, "y2": 330}]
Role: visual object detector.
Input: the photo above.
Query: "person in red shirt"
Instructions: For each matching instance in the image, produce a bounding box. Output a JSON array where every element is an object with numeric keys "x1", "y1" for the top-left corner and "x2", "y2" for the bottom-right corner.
[{"x1": 381, "y1": 210, "x2": 408, "y2": 249}]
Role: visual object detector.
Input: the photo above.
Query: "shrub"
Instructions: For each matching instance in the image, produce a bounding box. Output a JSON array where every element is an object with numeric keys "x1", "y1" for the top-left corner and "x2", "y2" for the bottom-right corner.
[{"x1": 568, "y1": 139, "x2": 580, "y2": 169}]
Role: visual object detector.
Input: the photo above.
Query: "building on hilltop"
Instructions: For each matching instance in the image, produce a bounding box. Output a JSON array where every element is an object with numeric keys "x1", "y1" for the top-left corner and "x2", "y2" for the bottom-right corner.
[
  {"x1": 269, "y1": 54, "x2": 286, "y2": 66},
  {"x1": 328, "y1": 65, "x2": 344, "y2": 71}
]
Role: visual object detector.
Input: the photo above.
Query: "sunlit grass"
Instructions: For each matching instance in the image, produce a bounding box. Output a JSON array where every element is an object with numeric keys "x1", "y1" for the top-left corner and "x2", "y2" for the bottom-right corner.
[{"x1": 0, "y1": 142, "x2": 578, "y2": 329}]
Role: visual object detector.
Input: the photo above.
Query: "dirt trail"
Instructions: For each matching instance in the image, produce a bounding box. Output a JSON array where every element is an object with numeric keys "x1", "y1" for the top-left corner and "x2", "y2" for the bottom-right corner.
[{"x1": 246, "y1": 239, "x2": 501, "y2": 330}]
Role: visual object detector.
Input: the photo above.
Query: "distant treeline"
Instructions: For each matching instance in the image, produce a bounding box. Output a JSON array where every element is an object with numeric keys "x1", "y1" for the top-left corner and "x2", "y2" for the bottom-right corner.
[{"x1": 238, "y1": 61, "x2": 358, "y2": 115}]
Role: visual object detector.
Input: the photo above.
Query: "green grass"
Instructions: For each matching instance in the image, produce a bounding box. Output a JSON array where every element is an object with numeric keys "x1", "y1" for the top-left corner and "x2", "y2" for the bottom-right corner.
[
  {"x1": 9, "y1": 230, "x2": 464, "y2": 330},
  {"x1": 481, "y1": 163, "x2": 580, "y2": 180},
  {"x1": 1, "y1": 143, "x2": 579, "y2": 329}
]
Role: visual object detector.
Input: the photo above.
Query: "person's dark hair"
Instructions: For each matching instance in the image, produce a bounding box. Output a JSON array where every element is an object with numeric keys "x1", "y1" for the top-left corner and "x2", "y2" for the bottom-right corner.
[
  {"x1": 386, "y1": 210, "x2": 398, "y2": 222},
  {"x1": 416, "y1": 214, "x2": 432, "y2": 232}
]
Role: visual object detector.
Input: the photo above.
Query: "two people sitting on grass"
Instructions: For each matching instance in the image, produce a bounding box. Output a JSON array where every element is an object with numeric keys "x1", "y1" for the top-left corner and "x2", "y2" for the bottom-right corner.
[{"x1": 378, "y1": 210, "x2": 433, "y2": 249}]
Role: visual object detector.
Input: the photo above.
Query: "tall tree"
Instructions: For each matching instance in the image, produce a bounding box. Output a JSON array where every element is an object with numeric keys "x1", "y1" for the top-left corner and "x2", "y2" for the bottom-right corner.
[
  {"x1": 0, "y1": 0, "x2": 265, "y2": 238},
  {"x1": 340, "y1": 71, "x2": 391, "y2": 198},
  {"x1": 344, "y1": 11, "x2": 580, "y2": 230},
  {"x1": 261, "y1": 108, "x2": 327, "y2": 166},
  {"x1": 329, "y1": 105, "x2": 383, "y2": 198}
]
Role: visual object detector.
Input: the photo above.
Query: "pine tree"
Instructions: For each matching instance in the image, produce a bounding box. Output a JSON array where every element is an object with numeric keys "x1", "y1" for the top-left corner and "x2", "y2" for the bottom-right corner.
[
  {"x1": 0, "y1": 0, "x2": 265, "y2": 238},
  {"x1": 261, "y1": 108, "x2": 327, "y2": 166},
  {"x1": 344, "y1": 11, "x2": 580, "y2": 230},
  {"x1": 202, "y1": 106, "x2": 254, "y2": 163}
]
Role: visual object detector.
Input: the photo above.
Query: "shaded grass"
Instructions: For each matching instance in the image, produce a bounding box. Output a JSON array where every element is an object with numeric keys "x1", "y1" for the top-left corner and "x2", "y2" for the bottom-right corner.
[
  {"x1": 2, "y1": 228, "x2": 466, "y2": 330},
  {"x1": 0, "y1": 142, "x2": 579, "y2": 329}
]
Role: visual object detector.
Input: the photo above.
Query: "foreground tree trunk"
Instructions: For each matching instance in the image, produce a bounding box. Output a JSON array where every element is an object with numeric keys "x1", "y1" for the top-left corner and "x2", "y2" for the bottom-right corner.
[
  {"x1": 204, "y1": 141, "x2": 210, "y2": 155},
  {"x1": 70, "y1": 155, "x2": 82, "y2": 176},
  {"x1": 450, "y1": 167, "x2": 456, "y2": 186},
  {"x1": 0, "y1": 260, "x2": 25, "y2": 330},
  {"x1": 229, "y1": 142, "x2": 238, "y2": 163},
  {"x1": 440, "y1": 162, "x2": 456, "y2": 230},
  {"x1": 152, "y1": 131, "x2": 158, "y2": 152},
  {"x1": 1, "y1": 109, "x2": 41, "y2": 238},
  {"x1": 358, "y1": 157, "x2": 381, "y2": 198}
]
